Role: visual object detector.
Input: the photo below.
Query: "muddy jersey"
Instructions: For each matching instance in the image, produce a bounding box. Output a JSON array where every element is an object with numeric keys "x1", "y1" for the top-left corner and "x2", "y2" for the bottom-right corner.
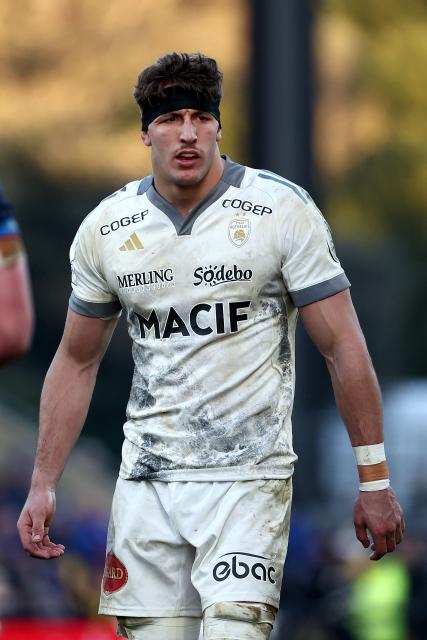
[{"x1": 69, "y1": 157, "x2": 350, "y2": 481}]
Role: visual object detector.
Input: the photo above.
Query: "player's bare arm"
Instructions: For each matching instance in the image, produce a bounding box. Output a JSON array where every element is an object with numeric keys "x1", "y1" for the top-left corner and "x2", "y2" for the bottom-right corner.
[
  {"x1": 299, "y1": 289, "x2": 404, "y2": 560},
  {"x1": 17, "y1": 309, "x2": 118, "y2": 559},
  {"x1": 0, "y1": 239, "x2": 33, "y2": 363}
]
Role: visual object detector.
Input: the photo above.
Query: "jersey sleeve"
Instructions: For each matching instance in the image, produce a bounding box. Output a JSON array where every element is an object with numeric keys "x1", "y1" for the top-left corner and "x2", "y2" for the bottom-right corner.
[
  {"x1": 69, "y1": 216, "x2": 122, "y2": 319},
  {"x1": 279, "y1": 192, "x2": 350, "y2": 307}
]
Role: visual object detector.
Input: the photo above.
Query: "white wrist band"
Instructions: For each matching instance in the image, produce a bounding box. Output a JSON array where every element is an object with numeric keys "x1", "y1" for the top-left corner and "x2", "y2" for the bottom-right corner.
[
  {"x1": 359, "y1": 479, "x2": 390, "y2": 491},
  {"x1": 353, "y1": 442, "x2": 386, "y2": 465},
  {"x1": 353, "y1": 443, "x2": 389, "y2": 491}
]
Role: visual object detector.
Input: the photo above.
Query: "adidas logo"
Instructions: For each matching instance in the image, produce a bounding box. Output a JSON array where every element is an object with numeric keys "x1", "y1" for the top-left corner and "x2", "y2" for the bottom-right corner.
[{"x1": 119, "y1": 232, "x2": 143, "y2": 252}]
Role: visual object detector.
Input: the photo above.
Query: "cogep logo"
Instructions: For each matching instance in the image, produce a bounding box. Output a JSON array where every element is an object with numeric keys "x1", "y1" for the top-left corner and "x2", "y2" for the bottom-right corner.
[
  {"x1": 222, "y1": 199, "x2": 272, "y2": 216},
  {"x1": 213, "y1": 552, "x2": 276, "y2": 584},
  {"x1": 100, "y1": 210, "x2": 148, "y2": 235}
]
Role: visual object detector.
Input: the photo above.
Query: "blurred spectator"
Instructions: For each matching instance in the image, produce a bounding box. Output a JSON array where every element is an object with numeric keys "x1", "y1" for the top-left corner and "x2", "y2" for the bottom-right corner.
[
  {"x1": 2, "y1": 400, "x2": 427, "y2": 636},
  {"x1": 348, "y1": 556, "x2": 410, "y2": 640},
  {"x1": 0, "y1": 406, "x2": 114, "y2": 620},
  {"x1": 0, "y1": 185, "x2": 33, "y2": 363},
  {"x1": 400, "y1": 532, "x2": 427, "y2": 639}
]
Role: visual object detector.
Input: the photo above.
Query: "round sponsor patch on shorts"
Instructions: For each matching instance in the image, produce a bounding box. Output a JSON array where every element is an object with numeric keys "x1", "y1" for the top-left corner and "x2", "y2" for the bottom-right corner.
[{"x1": 103, "y1": 551, "x2": 128, "y2": 595}]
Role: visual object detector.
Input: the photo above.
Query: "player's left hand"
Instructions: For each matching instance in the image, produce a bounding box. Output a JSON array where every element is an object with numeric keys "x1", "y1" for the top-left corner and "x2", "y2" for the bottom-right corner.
[{"x1": 353, "y1": 487, "x2": 404, "y2": 561}]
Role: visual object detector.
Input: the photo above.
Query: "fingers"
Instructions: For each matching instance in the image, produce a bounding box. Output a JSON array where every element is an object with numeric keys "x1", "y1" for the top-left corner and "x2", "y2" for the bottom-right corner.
[
  {"x1": 386, "y1": 532, "x2": 397, "y2": 553},
  {"x1": 395, "y1": 522, "x2": 403, "y2": 545},
  {"x1": 26, "y1": 533, "x2": 65, "y2": 559},
  {"x1": 43, "y1": 534, "x2": 65, "y2": 551},
  {"x1": 354, "y1": 520, "x2": 370, "y2": 548},
  {"x1": 17, "y1": 510, "x2": 65, "y2": 559},
  {"x1": 31, "y1": 519, "x2": 49, "y2": 543},
  {"x1": 370, "y1": 548, "x2": 385, "y2": 561},
  {"x1": 27, "y1": 547, "x2": 64, "y2": 560},
  {"x1": 355, "y1": 489, "x2": 405, "y2": 561},
  {"x1": 29, "y1": 528, "x2": 65, "y2": 559},
  {"x1": 369, "y1": 523, "x2": 402, "y2": 560}
]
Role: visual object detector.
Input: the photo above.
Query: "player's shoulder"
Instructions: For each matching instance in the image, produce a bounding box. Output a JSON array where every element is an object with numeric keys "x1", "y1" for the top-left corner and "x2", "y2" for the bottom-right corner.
[
  {"x1": 242, "y1": 165, "x2": 310, "y2": 207},
  {"x1": 99, "y1": 178, "x2": 149, "y2": 206},
  {"x1": 77, "y1": 177, "x2": 150, "y2": 233}
]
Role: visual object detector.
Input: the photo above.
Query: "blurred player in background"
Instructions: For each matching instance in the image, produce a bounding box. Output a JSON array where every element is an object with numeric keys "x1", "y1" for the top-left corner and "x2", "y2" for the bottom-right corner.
[
  {"x1": 0, "y1": 185, "x2": 33, "y2": 363},
  {"x1": 18, "y1": 53, "x2": 404, "y2": 640}
]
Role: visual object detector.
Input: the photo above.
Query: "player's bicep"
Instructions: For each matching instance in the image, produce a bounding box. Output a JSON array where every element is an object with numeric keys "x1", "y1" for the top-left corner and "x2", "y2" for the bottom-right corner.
[
  {"x1": 299, "y1": 289, "x2": 366, "y2": 359},
  {"x1": 59, "y1": 307, "x2": 118, "y2": 367}
]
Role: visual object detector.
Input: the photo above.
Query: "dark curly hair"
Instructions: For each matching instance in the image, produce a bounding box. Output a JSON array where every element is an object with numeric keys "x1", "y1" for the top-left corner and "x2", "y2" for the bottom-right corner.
[{"x1": 134, "y1": 52, "x2": 223, "y2": 129}]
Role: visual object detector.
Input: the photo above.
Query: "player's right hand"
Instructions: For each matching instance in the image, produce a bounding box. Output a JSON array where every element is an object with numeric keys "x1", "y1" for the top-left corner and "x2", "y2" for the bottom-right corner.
[{"x1": 17, "y1": 488, "x2": 65, "y2": 559}]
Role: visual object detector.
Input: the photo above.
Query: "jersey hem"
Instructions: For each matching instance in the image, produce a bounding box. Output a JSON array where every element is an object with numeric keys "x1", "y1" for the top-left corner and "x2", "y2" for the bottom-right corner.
[
  {"x1": 98, "y1": 605, "x2": 202, "y2": 617},
  {"x1": 118, "y1": 466, "x2": 295, "y2": 483}
]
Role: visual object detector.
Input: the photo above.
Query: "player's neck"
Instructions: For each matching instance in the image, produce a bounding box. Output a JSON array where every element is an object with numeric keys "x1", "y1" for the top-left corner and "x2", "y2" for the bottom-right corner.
[{"x1": 153, "y1": 153, "x2": 225, "y2": 218}]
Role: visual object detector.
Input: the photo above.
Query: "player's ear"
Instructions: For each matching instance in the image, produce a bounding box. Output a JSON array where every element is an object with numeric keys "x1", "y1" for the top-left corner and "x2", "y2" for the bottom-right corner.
[
  {"x1": 141, "y1": 130, "x2": 152, "y2": 147},
  {"x1": 216, "y1": 127, "x2": 222, "y2": 142}
]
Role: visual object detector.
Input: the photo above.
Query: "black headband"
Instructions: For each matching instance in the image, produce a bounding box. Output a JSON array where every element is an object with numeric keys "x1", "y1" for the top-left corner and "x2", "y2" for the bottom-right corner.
[{"x1": 141, "y1": 86, "x2": 221, "y2": 130}]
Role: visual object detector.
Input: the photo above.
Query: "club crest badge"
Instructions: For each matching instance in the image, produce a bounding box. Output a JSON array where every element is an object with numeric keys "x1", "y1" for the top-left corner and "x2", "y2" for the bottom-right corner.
[
  {"x1": 228, "y1": 217, "x2": 251, "y2": 247},
  {"x1": 103, "y1": 551, "x2": 128, "y2": 595}
]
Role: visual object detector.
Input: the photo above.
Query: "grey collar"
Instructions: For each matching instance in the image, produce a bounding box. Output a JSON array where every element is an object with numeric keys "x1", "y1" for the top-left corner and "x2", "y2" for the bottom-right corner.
[{"x1": 137, "y1": 155, "x2": 246, "y2": 235}]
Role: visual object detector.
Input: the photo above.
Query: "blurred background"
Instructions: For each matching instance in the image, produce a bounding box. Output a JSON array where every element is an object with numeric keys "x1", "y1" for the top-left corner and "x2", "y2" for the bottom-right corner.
[{"x1": 0, "y1": 0, "x2": 426, "y2": 638}]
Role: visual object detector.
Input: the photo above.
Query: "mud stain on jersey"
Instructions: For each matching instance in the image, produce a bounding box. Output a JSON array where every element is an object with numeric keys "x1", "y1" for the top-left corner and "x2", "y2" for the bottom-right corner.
[
  {"x1": 256, "y1": 297, "x2": 291, "y2": 376},
  {"x1": 129, "y1": 433, "x2": 171, "y2": 478},
  {"x1": 125, "y1": 296, "x2": 295, "y2": 480},
  {"x1": 128, "y1": 342, "x2": 156, "y2": 410}
]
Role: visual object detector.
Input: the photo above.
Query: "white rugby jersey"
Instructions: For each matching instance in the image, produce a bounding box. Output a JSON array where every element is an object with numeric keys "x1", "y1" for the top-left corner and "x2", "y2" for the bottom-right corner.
[{"x1": 69, "y1": 156, "x2": 349, "y2": 481}]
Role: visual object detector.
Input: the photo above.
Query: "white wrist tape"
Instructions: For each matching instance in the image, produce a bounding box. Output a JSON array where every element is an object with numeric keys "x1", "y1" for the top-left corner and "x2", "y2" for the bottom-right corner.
[
  {"x1": 353, "y1": 442, "x2": 386, "y2": 465},
  {"x1": 359, "y1": 479, "x2": 390, "y2": 491},
  {"x1": 353, "y1": 443, "x2": 390, "y2": 491}
]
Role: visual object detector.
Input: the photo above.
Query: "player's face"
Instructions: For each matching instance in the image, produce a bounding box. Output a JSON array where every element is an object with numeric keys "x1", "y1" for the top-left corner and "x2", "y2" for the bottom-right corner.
[{"x1": 141, "y1": 109, "x2": 222, "y2": 189}]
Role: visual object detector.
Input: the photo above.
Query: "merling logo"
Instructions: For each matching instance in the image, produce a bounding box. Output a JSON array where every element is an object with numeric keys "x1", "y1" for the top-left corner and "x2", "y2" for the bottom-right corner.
[{"x1": 117, "y1": 268, "x2": 174, "y2": 290}]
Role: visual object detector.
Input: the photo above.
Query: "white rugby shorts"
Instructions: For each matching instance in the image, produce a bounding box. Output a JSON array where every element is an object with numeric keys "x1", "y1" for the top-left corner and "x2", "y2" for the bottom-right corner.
[{"x1": 99, "y1": 477, "x2": 292, "y2": 617}]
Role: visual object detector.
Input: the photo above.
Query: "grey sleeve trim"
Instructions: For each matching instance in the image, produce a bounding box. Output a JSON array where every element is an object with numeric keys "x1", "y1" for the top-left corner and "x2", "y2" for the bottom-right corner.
[
  {"x1": 258, "y1": 173, "x2": 308, "y2": 203},
  {"x1": 290, "y1": 273, "x2": 350, "y2": 307},
  {"x1": 69, "y1": 292, "x2": 122, "y2": 318}
]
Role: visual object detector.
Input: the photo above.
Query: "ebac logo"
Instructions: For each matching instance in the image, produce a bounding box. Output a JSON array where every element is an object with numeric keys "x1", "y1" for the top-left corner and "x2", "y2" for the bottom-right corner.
[{"x1": 213, "y1": 552, "x2": 276, "y2": 584}]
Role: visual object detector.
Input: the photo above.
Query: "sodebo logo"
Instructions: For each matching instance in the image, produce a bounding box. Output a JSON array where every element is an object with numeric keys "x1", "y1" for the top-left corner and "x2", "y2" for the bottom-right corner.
[
  {"x1": 193, "y1": 264, "x2": 253, "y2": 287},
  {"x1": 213, "y1": 552, "x2": 276, "y2": 584}
]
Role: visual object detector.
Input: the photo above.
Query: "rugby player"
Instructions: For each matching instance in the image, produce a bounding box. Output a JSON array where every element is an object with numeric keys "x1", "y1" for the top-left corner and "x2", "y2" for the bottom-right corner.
[
  {"x1": 17, "y1": 53, "x2": 404, "y2": 640},
  {"x1": 0, "y1": 186, "x2": 33, "y2": 363}
]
